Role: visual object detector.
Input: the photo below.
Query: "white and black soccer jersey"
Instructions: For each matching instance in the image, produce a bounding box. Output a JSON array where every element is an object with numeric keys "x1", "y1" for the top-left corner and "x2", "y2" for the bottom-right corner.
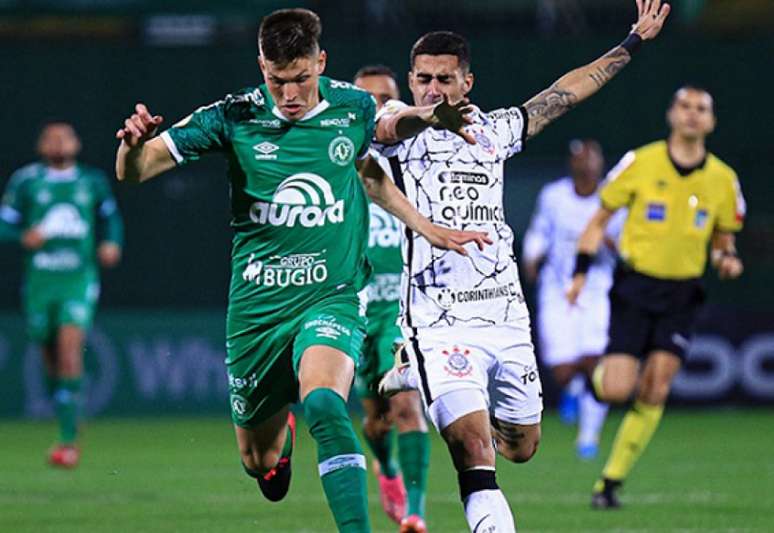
[{"x1": 372, "y1": 101, "x2": 530, "y2": 329}]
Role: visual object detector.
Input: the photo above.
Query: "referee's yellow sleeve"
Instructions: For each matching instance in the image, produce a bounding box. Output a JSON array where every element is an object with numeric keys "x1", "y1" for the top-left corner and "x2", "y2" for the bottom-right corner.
[
  {"x1": 715, "y1": 171, "x2": 745, "y2": 233},
  {"x1": 600, "y1": 150, "x2": 637, "y2": 211}
]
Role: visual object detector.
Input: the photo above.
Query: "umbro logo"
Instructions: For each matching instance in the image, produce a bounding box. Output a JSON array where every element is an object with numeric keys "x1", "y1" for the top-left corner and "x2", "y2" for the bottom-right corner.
[{"x1": 253, "y1": 142, "x2": 279, "y2": 160}]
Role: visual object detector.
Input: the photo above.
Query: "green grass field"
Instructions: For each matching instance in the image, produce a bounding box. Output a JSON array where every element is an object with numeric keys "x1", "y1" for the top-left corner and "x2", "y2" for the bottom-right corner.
[{"x1": 1, "y1": 409, "x2": 772, "y2": 532}]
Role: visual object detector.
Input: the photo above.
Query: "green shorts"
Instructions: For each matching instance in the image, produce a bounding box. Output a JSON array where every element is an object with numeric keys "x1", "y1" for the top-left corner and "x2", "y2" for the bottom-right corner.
[
  {"x1": 226, "y1": 289, "x2": 367, "y2": 428},
  {"x1": 23, "y1": 277, "x2": 99, "y2": 342},
  {"x1": 355, "y1": 303, "x2": 402, "y2": 399}
]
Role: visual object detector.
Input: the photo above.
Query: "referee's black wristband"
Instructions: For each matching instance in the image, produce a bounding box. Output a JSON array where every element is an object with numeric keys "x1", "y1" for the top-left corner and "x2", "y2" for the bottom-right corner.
[
  {"x1": 620, "y1": 33, "x2": 643, "y2": 55},
  {"x1": 573, "y1": 252, "x2": 593, "y2": 276}
]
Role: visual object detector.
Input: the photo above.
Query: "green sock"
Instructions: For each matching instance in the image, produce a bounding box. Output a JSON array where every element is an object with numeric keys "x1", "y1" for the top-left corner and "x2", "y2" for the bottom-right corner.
[
  {"x1": 398, "y1": 431, "x2": 430, "y2": 518},
  {"x1": 304, "y1": 388, "x2": 370, "y2": 533},
  {"x1": 53, "y1": 377, "x2": 82, "y2": 445},
  {"x1": 364, "y1": 426, "x2": 398, "y2": 478}
]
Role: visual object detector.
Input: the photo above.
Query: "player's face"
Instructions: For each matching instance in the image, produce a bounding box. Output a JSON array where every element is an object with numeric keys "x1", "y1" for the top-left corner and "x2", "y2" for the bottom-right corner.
[
  {"x1": 259, "y1": 50, "x2": 327, "y2": 121},
  {"x1": 37, "y1": 123, "x2": 81, "y2": 167},
  {"x1": 408, "y1": 54, "x2": 473, "y2": 107},
  {"x1": 569, "y1": 144, "x2": 604, "y2": 183},
  {"x1": 354, "y1": 74, "x2": 399, "y2": 111},
  {"x1": 667, "y1": 89, "x2": 716, "y2": 141}
]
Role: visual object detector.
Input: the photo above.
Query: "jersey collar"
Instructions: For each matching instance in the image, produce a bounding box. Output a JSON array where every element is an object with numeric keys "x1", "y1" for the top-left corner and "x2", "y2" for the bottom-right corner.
[
  {"x1": 270, "y1": 99, "x2": 330, "y2": 122},
  {"x1": 44, "y1": 165, "x2": 78, "y2": 182}
]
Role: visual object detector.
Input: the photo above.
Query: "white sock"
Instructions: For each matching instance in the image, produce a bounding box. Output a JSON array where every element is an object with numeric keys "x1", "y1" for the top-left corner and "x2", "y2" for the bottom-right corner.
[
  {"x1": 566, "y1": 375, "x2": 584, "y2": 397},
  {"x1": 460, "y1": 467, "x2": 516, "y2": 532},
  {"x1": 577, "y1": 389, "x2": 609, "y2": 446}
]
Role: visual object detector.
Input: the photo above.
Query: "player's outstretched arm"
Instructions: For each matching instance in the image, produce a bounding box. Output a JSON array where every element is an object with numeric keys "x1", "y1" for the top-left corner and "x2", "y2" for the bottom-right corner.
[
  {"x1": 115, "y1": 103, "x2": 176, "y2": 183},
  {"x1": 358, "y1": 156, "x2": 492, "y2": 255},
  {"x1": 374, "y1": 96, "x2": 476, "y2": 145},
  {"x1": 566, "y1": 207, "x2": 615, "y2": 304},
  {"x1": 523, "y1": 0, "x2": 670, "y2": 140}
]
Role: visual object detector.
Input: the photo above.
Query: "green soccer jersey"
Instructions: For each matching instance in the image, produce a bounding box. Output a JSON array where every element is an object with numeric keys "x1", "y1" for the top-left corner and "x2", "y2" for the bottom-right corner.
[
  {"x1": 365, "y1": 202, "x2": 403, "y2": 320},
  {"x1": 0, "y1": 163, "x2": 124, "y2": 287},
  {"x1": 161, "y1": 77, "x2": 376, "y2": 354}
]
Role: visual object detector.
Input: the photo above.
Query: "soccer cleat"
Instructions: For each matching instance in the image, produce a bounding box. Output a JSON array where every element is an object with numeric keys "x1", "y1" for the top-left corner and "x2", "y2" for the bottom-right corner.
[
  {"x1": 378, "y1": 363, "x2": 415, "y2": 398},
  {"x1": 576, "y1": 442, "x2": 599, "y2": 461},
  {"x1": 257, "y1": 412, "x2": 296, "y2": 502},
  {"x1": 591, "y1": 478, "x2": 622, "y2": 509},
  {"x1": 558, "y1": 391, "x2": 579, "y2": 425},
  {"x1": 399, "y1": 514, "x2": 427, "y2": 533},
  {"x1": 48, "y1": 444, "x2": 79, "y2": 469},
  {"x1": 373, "y1": 460, "x2": 407, "y2": 524}
]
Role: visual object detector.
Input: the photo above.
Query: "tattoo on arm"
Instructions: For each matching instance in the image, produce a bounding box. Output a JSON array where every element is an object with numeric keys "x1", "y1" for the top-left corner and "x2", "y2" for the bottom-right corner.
[{"x1": 523, "y1": 45, "x2": 631, "y2": 139}]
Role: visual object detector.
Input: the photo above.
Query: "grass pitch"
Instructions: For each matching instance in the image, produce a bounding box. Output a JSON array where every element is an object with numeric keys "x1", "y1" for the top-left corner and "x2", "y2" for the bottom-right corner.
[{"x1": 1, "y1": 409, "x2": 772, "y2": 532}]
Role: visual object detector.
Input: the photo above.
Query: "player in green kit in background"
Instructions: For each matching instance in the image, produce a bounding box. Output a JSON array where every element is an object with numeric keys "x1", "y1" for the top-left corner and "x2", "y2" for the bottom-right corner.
[
  {"x1": 115, "y1": 9, "x2": 487, "y2": 532},
  {"x1": 0, "y1": 122, "x2": 124, "y2": 468},
  {"x1": 354, "y1": 66, "x2": 429, "y2": 533}
]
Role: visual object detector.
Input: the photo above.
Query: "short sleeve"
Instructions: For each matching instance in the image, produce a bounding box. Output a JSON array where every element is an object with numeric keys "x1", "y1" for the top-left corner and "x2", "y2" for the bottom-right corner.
[
  {"x1": 486, "y1": 106, "x2": 528, "y2": 159},
  {"x1": 357, "y1": 94, "x2": 377, "y2": 159},
  {"x1": 715, "y1": 171, "x2": 745, "y2": 233},
  {"x1": 160, "y1": 100, "x2": 229, "y2": 165},
  {"x1": 0, "y1": 169, "x2": 29, "y2": 226},
  {"x1": 599, "y1": 151, "x2": 637, "y2": 211}
]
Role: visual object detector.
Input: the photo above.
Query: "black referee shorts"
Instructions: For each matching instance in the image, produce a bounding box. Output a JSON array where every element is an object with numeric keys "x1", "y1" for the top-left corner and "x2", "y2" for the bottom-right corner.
[{"x1": 605, "y1": 264, "x2": 705, "y2": 361}]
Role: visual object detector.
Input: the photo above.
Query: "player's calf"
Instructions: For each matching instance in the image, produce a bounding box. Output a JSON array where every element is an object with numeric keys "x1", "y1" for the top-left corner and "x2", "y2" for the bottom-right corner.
[{"x1": 491, "y1": 418, "x2": 541, "y2": 463}]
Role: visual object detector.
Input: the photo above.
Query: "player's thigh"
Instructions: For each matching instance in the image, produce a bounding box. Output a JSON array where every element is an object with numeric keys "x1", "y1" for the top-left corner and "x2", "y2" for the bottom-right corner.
[
  {"x1": 234, "y1": 404, "x2": 291, "y2": 473},
  {"x1": 488, "y1": 319, "x2": 543, "y2": 435},
  {"x1": 294, "y1": 290, "x2": 367, "y2": 401},
  {"x1": 390, "y1": 390, "x2": 427, "y2": 433},
  {"x1": 23, "y1": 289, "x2": 54, "y2": 344},
  {"x1": 638, "y1": 350, "x2": 682, "y2": 405},
  {"x1": 439, "y1": 404, "x2": 495, "y2": 471},
  {"x1": 490, "y1": 418, "x2": 541, "y2": 464}
]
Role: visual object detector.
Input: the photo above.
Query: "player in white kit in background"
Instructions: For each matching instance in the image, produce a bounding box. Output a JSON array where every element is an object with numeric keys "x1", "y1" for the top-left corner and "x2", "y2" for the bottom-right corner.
[
  {"x1": 372, "y1": 2, "x2": 670, "y2": 530},
  {"x1": 522, "y1": 139, "x2": 624, "y2": 460}
]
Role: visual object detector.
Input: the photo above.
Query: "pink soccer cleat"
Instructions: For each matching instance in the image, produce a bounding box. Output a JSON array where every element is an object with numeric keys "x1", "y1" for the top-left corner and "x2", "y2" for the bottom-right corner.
[
  {"x1": 48, "y1": 445, "x2": 79, "y2": 469},
  {"x1": 400, "y1": 514, "x2": 428, "y2": 533},
  {"x1": 373, "y1": 460, "x2": 407, "y2": 523}
]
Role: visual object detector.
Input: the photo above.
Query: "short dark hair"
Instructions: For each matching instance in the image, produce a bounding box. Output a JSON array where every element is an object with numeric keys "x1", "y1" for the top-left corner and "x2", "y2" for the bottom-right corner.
[
  {"x1": 410, "y1": 31, "x2": 471, "y2": 71},
  {"x1": 258, "y1": 8, "x2": 321, "y2": 67},
  {"x1": 670, "y1": 84, "x2": 714, "y2": 109},
  {"x1": 353, "y1": 64, "x2": 397, "y2": 84}
]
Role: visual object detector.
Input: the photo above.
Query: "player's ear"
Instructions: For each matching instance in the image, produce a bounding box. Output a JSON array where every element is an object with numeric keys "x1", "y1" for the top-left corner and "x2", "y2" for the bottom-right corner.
[
  {"x1": 316, "y1": 50, "x2": 327, "y2": 75},
  {"x1": 258, "y1": 55, "x2": 266, "y2": 76},
  {"x1": 463, "y1": 71, "x2": 474, "y2": 96}
]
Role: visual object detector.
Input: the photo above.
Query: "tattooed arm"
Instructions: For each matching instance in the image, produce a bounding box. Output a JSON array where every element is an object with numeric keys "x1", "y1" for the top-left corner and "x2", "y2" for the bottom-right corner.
[{"x1": 523, "y1": 0, "x2": 671, "y2": 139}]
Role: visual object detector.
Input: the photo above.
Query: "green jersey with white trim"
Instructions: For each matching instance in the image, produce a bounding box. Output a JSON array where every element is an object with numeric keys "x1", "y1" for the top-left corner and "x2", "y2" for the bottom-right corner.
[
  {"x1": 161, "y1": 77, "x2": 376, "y2": 333},
  {"x1": 0, "y1": 163, "x2": 123, "y2": 286},
  {"x1": 365, "y1": 202, "x2": 402, "y2": 320}
]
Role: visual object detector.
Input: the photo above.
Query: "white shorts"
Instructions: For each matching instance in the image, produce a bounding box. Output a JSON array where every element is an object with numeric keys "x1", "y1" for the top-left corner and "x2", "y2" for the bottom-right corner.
[
  {"x1": 402, "y1": 317, "x2": 543, "y2": 431},
  {"x1": 537, "y1": 285, "x2": 609, "y2": 367}
]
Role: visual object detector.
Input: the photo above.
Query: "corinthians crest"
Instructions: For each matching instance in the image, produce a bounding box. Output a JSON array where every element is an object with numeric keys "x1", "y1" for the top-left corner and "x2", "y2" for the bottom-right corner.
[{"x1": 442, "y1": 346, "x2": 473, "y2": 378}]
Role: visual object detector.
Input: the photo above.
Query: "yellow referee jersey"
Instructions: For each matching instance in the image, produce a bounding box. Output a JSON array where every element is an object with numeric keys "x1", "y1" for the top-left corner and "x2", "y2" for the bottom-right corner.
[{"x1": 600, "y1": 141, "x2": 745, "y2": 280}]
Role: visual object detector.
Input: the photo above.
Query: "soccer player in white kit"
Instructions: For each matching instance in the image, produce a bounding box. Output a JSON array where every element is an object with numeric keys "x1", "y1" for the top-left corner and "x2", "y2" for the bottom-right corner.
[
  {"x1": 372, "y1": 2, "x2": 670, "y2": 530},
  {"x1": 522, "y1": 139, "x2": 623, "y2": 460}
]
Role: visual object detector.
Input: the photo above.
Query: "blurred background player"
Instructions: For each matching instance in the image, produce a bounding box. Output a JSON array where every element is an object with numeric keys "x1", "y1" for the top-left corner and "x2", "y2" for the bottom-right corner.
[
  {"x1": 0, "y1": 121, "x2": 124, "y2": 468},
  {"x1": 374, "y1": 2, "x2": 670, "y2": 530},
  {"x1": 522, "y1": 139, "x2": 622, "y2": 460},
  {"x1": 568, "y1": 85, "x2": 746, "y2": 508},
  {"x1": 354, "y1": 65, "x2": 430, "y2": 532}
]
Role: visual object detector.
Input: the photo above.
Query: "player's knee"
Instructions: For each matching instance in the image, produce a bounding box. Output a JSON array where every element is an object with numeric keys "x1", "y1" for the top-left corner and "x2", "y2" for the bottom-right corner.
[
  {"x1": 500, "y1": 435, "x2": 540, "y2": 463},
  {"x1": 391, "y1": 393, "x2": 424, "y2": 432},
  {"x1": 303, "y1": 388, "x2": 349, "y2": 435},
  {"x1": 599, "y1": 379, "x2": 635, "y2": 404},
  {"x1": 446, "y1": 432, "x2": 495, "y2": 469},
  {"x1": 362, "y1": 416, "x2": 389, "y2": 441}
]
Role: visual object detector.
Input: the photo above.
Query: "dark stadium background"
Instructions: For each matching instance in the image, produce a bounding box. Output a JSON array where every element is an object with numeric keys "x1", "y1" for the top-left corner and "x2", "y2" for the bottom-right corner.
[{"x1": 1, "y1": 0, "x2": 772, "y2": 418}]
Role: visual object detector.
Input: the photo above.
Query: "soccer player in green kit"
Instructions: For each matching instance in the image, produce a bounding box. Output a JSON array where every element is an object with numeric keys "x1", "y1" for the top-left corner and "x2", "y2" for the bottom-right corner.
[
  {"x1": 0, "y1": 122, "x2": 124, "y2": 468},
  {"x1": 354, "y1": 65, "x2": 429, "y2": 533},
  {"x1": 114, "y1": 9, "x2": 486, "y2": 532}
]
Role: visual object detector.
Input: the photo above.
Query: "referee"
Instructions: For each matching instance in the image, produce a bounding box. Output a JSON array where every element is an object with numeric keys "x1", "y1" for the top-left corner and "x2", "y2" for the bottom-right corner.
[{"x1": 566, "y1": 85, "x2": 746, "y2": 508}]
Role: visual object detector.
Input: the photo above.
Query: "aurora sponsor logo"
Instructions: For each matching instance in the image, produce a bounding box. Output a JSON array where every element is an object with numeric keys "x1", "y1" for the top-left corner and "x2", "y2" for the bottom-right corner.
[
  {"x1": 249, "y1": 173, "x2": 344, "y2": 228},
  {"x1": 366, "y1": 273, "x2": 401, "y2": 303},
  {"x1": 39, "y1": 204, "x2": 89, "y2": 239},
  {"x1": 242, "y1": 252, "x2": 328, "y2": 288},
  {"x1": 368, "y1": 204, "x2": 401, "y2": 248}
]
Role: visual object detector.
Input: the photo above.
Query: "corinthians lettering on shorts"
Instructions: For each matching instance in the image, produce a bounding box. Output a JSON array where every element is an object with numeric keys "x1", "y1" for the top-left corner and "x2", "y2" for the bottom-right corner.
[
  {"x1": 160, "y1": 77, "x2": 375, "y2": 320},
  {"x1": 372, "y1": 103, "x2": 531, "y2": 328}
]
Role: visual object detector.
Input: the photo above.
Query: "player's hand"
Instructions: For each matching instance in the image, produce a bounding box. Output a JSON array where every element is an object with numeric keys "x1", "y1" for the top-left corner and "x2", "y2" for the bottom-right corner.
[
  {"x1": 565, "y1": 273, "x2": 587, "y2": 305},
  {"x1": 631, "y1": 0, "x2": 671, "y2": 41},
  {"x1": 98, "y1": 242, "x2": 122, "y2": 268},
  {"x1": 21, "y1": 227, "x2": 45, "y2": 250},
  {"x1": 430, "y1": 95, "x2": 476, "y2": 145},
  {"x1": 116, "y1": 103, "x2": 164, "y2": 147},
  {"x1": 424, "y1": 225, "x2": 492, "y2": 256},
  {"x1": 717, "y1": 255, "x2": 743, "y2": 280}
]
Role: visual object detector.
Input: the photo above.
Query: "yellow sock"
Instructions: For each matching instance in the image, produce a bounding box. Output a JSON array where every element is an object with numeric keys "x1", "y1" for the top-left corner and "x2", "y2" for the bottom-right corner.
[
  {"x1": 591, "y1": 363, "x2": 606, "y2": 399},
  {"x1": 602, "y1": 401, "x2": 664, "y2": 482}
]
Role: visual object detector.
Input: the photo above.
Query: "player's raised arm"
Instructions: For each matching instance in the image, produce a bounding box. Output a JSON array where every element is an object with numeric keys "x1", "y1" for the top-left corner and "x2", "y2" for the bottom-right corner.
[
  {"x1": 523, "y1": 0, "x2": 670, "y2": 140},
  {"x1": 115, "y1": 103, "x2": 175, "y2": 183},
  {"x1": 358, "y1": 156, "x2": 491, "y2": 255},
  {"x1": 374, "y1": 97, "x2": 476, "y2": 145}
]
